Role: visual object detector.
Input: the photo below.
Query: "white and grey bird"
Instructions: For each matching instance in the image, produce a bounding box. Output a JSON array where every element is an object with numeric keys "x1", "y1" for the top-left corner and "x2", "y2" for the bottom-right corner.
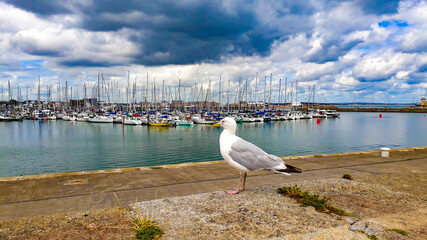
[{"x1": 213, "y1": 117, "x2": 300, "y2": 195}]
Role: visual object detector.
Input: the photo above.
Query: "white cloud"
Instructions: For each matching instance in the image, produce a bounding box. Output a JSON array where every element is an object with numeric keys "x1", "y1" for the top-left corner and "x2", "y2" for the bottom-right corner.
[
  {"x1": 396, "y1": 71, "x2": 410, "y2": 79},
  {"x1": 353, "y1": 51, "x2": 418, "y2": 81}
]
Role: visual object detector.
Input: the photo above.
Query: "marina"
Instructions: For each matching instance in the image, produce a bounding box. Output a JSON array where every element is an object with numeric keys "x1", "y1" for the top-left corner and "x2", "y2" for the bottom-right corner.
[{"x1": 0, "y1": 112, "x2": 426, "y2": 178}]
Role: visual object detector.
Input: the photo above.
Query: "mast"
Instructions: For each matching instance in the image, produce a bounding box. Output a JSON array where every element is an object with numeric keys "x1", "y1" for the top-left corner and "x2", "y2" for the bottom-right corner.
[
  {"x1": 218, "y1": 76, "x2": 222, "y2": 112},
  {"x1": 146, "y1": 73, "x2": 148, "y2": 111},
  {"x1": 178, "y1": 78, "x2": 181, "y2": 111},
  {"x1": 269, "y1": 73, "x2": 272, "y2": 111},
  {"x1": 227, "y1": 79, "x2": 230, "y2": 112},
  {"x1": 126, "y1": 71, "x2": 129, "y2": 111},
  {"x1": 295, "y1": 79, "x2": 298, "y2": 106},
  {"x1": 285, "y1": 78, "x2": 288, "y2": 105},
  {"x1": 238, "y1": 77, "x2": 241, "y2": 111},
  {"x1": 313, "y1": 84, "x2": 316, "y2": 107},
  {"x1": 162, "y1": 79, "x2": 165, "y2": 106},
  {"x1": 57, "y1": 80, "x2": 61, "y2": 105},
  {"x1": 8, "y1": 80, "x2": 12, "y2": 101},
  {"x1": 203, "y1": 80, "x2": 211, "y2": 111},
  {"x1": 37, "y1": 76, "x2": 41, "y2": 104},
  {"x1": 65, "y1": 81, "x2": 68, "y2": 109},
  {"x1": 255, "y1": 72, "x2": 258, "y2": 110},
  {"x1": 245, "y1": 78, "x2": 248, "y2": 110},
  {"x1": 278, "y1": 78, "x2": 282, "y2": 109},
  {"x1": 263, "y1": 76, "x2": 266, "y2": 111}
]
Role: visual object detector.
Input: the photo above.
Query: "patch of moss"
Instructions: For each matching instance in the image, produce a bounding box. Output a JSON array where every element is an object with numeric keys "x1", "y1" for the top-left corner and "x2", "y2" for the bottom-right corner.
[
  {"x1": 367, "y1": 235, "x2": 377, "y2": 239},
  {"x1": 386, "y1": 228, "x2": 408, "y2": 236},
  {"x1": 277, "y1": 185, "x2": 355, "y2": 217},
  {"x1": 342, "y1": 174, "x2": 353, "y2": 180}
]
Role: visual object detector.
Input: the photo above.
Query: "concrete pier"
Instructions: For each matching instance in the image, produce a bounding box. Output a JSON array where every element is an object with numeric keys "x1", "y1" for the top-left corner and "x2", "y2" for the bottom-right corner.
[{"x1": 1, "y1": 146, "x2": 426, "y2": 220}]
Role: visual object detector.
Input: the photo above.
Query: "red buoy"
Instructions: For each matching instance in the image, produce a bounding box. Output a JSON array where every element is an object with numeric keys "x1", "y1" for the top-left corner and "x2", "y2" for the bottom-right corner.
[
  {"x1": 379, "y1": 114, "x2": 382, "y2": 118},
  {"x1": 317, "y1": 119, "x2": 321, "y2": 124}
]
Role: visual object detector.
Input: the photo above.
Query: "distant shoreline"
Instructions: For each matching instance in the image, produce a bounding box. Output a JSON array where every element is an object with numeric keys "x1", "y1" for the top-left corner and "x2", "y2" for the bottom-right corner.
[
  {"x1": 314, "y1": 105, "x2": 427, "y2": 113},
  {"x1": 334, "y1": 107, "x2": 427, "y2": 113}
]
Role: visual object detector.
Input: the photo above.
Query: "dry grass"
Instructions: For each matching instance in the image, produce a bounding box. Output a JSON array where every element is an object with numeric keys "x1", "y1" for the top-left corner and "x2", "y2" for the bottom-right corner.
[{"x1": 0, "y1": 207, "x2": 134, "y2": 240}]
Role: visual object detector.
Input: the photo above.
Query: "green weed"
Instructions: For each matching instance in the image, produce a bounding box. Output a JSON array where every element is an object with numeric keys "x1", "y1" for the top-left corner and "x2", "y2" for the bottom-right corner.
[
  {"x1": 386, "y1": 228, "x2": 408, "y2": 236},
  {"x1": 132, "y1": 210, "x2": 163, "y2": 240},
  {"x1": 277, "y1": 185, "x2": 356, "y2": 217}
]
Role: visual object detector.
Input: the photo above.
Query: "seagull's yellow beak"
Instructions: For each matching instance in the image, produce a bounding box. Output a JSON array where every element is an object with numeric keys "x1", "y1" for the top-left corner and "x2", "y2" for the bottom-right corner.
[{"x1": 213, "y1": 123, "x2": 220, "y2": 128}]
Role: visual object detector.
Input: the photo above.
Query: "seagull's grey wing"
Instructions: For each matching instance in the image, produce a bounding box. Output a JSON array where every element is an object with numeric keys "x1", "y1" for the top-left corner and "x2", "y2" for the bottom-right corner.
[{"x1": 229, "y1": 138, "x2": 284, "y2": 171}]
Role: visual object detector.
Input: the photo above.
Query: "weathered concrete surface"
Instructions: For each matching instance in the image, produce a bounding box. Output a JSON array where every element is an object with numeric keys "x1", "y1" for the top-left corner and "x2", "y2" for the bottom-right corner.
[
  {"x1": 1, "y1": 147, "x2": 426, "y2": 220},
  {"x1": 132, "y1": 174, "x2": 426, "y2": 239}
]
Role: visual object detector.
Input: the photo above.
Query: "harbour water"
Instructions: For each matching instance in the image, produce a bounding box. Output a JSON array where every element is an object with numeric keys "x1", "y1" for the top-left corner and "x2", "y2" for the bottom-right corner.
[{"x1": 0, "y1": 112, "x2": 426, "y2": 177}]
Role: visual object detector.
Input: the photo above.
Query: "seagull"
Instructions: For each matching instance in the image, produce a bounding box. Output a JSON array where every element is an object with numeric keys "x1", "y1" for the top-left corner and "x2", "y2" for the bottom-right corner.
[{"x1": 213, "y1": 117, "x2": 301, "y2": 195}]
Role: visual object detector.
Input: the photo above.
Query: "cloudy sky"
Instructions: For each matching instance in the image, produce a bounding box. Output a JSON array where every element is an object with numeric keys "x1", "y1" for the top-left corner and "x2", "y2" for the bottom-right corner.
[{"x1": 0, "y1": 0, "x2": 426, "y2": 103}]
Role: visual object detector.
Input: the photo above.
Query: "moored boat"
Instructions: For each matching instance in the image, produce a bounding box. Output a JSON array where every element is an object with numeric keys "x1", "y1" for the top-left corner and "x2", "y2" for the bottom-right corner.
[
  {"x1": 148, "y1": 121, "x2": 170, "y2": 127},
  {"x1": 88, "y1": 116, "x2": 114, "y2": 123}
]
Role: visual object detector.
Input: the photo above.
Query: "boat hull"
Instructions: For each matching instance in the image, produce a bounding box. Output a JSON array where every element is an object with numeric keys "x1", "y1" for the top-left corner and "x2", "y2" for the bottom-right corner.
[{"x1": 148, "y1": 122, "x2": 170, "y2": 127}]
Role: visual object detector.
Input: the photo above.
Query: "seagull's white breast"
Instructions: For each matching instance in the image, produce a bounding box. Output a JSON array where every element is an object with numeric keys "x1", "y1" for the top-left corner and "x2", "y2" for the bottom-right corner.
[{"x1": 219, "y1": 130, "x2": 250, "y2": 172}]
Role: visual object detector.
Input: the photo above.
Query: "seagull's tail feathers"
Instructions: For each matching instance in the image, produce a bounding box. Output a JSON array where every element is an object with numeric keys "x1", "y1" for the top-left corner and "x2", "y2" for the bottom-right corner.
[
  {"x1": 270, "y1": 164, "x2": 302, "y2": 175},
  {"x1": 266, "y1": 154, "x2": 303, "y2": 174}
]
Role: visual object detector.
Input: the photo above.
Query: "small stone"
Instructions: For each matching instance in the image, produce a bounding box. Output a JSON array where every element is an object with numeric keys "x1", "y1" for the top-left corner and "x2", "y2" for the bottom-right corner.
[
  {"x1": 343, "y1": 217, "x2": 357, "y2": 224},
  {"x1": 330, "y1": 213, "x2": 342, "y2": 220},
  {"x1": 349, "y1": 220, "x2": 383, "y2": 236},
  {"x1": 349, "y1": 221, "x2": 366, "y2": 232},
  {"x1": 86, "y1": 223, "x2": 97, "y2": 229},
  {"x1": 365, "y1": 222, "x2": 383, "y2": 236}
]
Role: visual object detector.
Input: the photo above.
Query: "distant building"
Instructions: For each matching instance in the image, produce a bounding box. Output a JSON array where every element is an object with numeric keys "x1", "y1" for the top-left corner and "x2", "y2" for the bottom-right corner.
[{"x1": 421, "y1": 97, "x2": 426, "y2": 106}]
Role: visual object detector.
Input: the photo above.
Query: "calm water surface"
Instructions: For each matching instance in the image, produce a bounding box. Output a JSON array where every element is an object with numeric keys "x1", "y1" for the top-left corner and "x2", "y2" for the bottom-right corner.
[{"x1": 0, "y1": 112, "x2": 426, "y2": 177}]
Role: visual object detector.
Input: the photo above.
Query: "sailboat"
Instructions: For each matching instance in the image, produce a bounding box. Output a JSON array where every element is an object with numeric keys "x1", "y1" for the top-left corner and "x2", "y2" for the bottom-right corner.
[{"x1": 88, "y1": 115, "x2": 114, "y2": 123}]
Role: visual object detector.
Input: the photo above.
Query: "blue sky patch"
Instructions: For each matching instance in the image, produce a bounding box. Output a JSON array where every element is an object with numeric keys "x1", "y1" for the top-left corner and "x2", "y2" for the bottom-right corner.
[
  {"x1": 19, "y1": 60, "x2": 44, "y2": 70},
  {"x1": 378, "y1": 20, "x2": 408, "y2": 28}
]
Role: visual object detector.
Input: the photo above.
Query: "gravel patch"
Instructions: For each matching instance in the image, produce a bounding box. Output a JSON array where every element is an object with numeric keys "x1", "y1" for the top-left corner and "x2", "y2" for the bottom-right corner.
[{"x1": 132, "y1": 175, "x2": 425, "y2": 239}]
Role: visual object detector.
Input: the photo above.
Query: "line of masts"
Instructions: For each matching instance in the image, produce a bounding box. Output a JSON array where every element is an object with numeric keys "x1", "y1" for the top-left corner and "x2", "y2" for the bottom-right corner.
[{"x1": 1, "y1": 73, "x2": 317, "y2": 111}]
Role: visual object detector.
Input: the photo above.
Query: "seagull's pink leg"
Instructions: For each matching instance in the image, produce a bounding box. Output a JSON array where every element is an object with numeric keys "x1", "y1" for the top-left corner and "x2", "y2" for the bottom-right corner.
[{"x1": 226, "y1": 172, "x2": 247, "y2": 195}]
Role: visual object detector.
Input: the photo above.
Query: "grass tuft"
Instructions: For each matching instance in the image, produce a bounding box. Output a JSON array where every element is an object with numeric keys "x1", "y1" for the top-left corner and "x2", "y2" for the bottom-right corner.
[
  {"x1": 386, "y1": 228, "x2": 408, "y2": 236},
  {"x1": 367, "y1": 234, "x2": 378, "y2": 239},
  {"x1": 342, "y1": 174, "x2": 353, "y2": 180},
  {"x1": 277, "y1": 185, "x2": 356, "y2": 217},
  {"x1": 132, "y1": 210, "x2": 163, "y2": 240}
]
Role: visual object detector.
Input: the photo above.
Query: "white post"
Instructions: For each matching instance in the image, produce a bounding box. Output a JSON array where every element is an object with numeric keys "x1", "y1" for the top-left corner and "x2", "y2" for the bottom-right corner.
[{"x1": 381, "y1": 147, "x2": 390, "y2": 157}]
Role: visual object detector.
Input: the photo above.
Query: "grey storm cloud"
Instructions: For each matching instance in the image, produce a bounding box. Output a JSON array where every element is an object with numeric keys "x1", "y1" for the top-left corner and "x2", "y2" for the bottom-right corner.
[
  {"x1": 3, "y1": 0, "x2": 71, "y2": 15},
  {"x1": 3, "y1": 0, "x2": 401, "y2": 67},
  {"x1": 356, "y1": 0, "x2": 400, "y2": 14},
  {"x1": 302, "y1": 40, "x2": 363, "y2": 64}
]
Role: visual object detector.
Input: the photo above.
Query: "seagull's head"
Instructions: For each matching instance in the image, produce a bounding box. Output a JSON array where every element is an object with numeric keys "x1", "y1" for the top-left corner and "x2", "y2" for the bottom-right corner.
[{"x1": 213, "y1": 117, "x2": 237, "y2": 133}]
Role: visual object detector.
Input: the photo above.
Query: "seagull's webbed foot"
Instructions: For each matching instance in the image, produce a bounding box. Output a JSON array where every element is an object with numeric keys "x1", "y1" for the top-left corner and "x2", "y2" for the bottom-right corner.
[
  {"x1": 225, "y1": 187, "x2": 245, "y2": 195},
  {"x1": 225, "y1": 172, "x2": 247, "y2": 195}
]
